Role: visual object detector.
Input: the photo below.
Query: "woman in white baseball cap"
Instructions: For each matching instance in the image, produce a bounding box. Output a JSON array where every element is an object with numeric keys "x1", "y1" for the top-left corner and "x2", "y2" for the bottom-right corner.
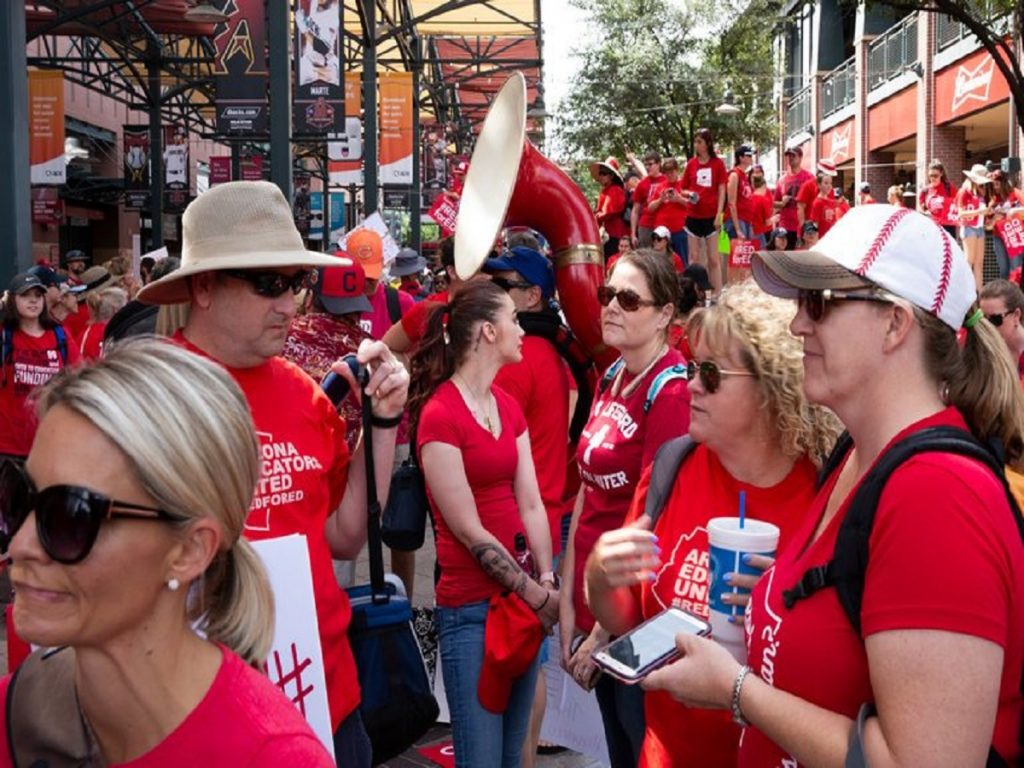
[
  {"x1": 640, "y1": 204, "x2": 1024, "y2": 767},
  {"x1": 958, "y1": 163, "x2": 993, "y2": 290}
]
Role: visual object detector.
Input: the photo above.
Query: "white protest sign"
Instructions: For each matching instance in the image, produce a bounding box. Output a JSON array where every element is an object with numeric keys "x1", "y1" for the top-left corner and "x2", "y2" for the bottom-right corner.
[
  {"x1": 539, "y1": 632, "x2": 610, "y2": 765},
  {"x1": 339, "y1": 211, "x2": 400, "y2": 268},
  {"x1": 251, "y1": 534, "x2": 335, "y2": 759}
]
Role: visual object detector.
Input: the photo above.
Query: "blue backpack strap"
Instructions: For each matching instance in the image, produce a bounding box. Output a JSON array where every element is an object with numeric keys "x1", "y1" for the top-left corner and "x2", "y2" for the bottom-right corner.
[
  {"x1": 598, "y1": 357, "x2": 625, "y2": 394},
  {"x1": 643, "y1": 363, "x2": 688, "y2": 413},
  {"x1": 53, "y1": 325, "x2": 68, "y2": 365},
  {"x1": 2, "y1": 326, "x2": 10, "y2": 366}
]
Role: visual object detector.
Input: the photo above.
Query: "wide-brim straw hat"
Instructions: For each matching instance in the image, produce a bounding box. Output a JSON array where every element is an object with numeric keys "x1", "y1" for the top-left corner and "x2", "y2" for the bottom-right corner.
[
  {"x1": 588, "y1": 156, "x2": 623, "y2": 184},
  {"x1": 962, "y1": 163, "x2": 992, "y2": 186},
  {"x1": 138, "y1": 181, "x2": 348, "y2": 305}
]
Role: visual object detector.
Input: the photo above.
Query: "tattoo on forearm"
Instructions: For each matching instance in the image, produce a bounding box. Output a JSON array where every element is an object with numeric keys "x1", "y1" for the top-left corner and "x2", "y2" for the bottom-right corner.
[{"x1": 471, "y1": 543, "x2": 528, "y2": 596}]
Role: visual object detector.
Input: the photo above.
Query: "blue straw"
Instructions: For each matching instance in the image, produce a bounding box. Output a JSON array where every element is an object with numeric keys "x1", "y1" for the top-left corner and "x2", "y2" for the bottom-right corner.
[{"x1": 739, "y1": 490, "x2": 746, "y2": 529}]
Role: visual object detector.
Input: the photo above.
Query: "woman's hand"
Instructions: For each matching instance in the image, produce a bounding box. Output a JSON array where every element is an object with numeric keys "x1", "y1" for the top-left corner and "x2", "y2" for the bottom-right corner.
[
  {"x1": 719, "y1": 554, "x2": 774, "y2": 629},
  {"x1": 586, "y1": 519, "x2": 660, "y2": 592},
  {"x1": 642, "y1": 632, "x2": 741, "y2": 710},
  {"x1": 567, "y1": 625, "x2": 607, "y2": 690},
  {"x1": 534, "y1": 587, "x2": 560, "y2": 632}
]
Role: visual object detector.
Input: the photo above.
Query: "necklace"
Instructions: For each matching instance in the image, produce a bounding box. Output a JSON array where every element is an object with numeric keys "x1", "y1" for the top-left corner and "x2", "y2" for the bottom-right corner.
[
  {"x1": 610, "y1": 343, "x2": 669, "y2": 399},
  {"x1": 454, "y1": 373, "x2": 497, "y2": 436}
]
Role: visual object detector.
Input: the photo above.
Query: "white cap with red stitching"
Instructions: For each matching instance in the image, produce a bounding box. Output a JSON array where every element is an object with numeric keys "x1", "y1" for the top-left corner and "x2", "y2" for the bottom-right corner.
[{"x1": 752, "y1": 204, "x2": 976, "y2": 330}]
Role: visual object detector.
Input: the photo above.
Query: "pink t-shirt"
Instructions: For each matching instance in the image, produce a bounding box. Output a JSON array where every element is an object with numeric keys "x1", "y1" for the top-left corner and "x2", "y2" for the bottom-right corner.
[{"x1": 360, "y1": 282, "x2": 414, "y2": 341}]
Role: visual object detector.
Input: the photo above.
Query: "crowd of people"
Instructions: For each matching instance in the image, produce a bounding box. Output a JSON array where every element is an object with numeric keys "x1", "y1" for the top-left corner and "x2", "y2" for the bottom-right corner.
[{"x1": 0, "y1": 165, "x2": 1021, "y2": 768}]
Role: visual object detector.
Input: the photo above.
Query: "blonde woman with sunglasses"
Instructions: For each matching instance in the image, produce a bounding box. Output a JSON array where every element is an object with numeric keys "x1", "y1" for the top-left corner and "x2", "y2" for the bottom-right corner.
[
  {"x1": 558, "y1": 249, "x2": 691, "y2": 768},
  {"x1": 585, "y1": 280, "x2": 839, "y2": 767}
]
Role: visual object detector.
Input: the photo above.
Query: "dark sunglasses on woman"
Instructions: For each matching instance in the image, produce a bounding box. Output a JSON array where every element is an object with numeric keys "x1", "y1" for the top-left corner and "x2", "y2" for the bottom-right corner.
[
  {"x1": 0, "y1": 460, "x2": 184, "y2": 565},
  {"x1": 686, "y1": 360, "x2": 755, "y2": 394},
  {"x1": 986, "y1": 310, "x2": 1014, "y2": 327},
  {"x1": 222, "y1": 269, "x2": 316, "y2": 299},
  {"x1": 797, "y1": 288, "x2": 895, "y2": 323},
  {"x1": 597, "y1": 285, "x2": 659, "y2": 312}
]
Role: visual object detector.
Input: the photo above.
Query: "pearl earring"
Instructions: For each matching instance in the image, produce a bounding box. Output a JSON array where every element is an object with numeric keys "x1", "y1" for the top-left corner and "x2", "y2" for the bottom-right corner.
[{"x1": 167, "y1": 578, "x2": 180, "y2": 592}]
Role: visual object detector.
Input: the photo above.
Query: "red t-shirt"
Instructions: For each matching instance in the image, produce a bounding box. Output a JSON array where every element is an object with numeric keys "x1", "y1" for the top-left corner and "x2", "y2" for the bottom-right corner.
[
  {"x1": 774, "y1": 170, "x2": 814, "y2": 231},
  {"x1": 0, "y1": 326, "x2": 81, "y2": 457},
  {"x1": 572, "y1": 350, "x2": 690, "y2": 632},
  {"x1": 64, "y1": 301, "x2": 90, "y2": 341},
  {"x1": 808, "y1": 196, "x2": 843, "y2": 238},
  {"x1": 360, "y1": 282, "x2": 414, "y2": 341},
  {"x1": 494, "y1": 335, "x2": 570, "y2": 556},
  {"x1": 795, "y1": 178, "x2": 819, "y2": 217},
  {"x1": 729, "y1": 167, "x2": 754, "y2": 224},
  {"x1": 417, "y1": 381, "x2": 529, "y2": 606},
  {"x1": 920, "y1": 182, "x2": 957, "y2": 227},
  {"x1": 957, "y1": 186, "x2": 986, "y2": 228},
  {"x1": 682, "y1": 156, "x2": 728, "y2": 221},
  {"x1": 633, "y1": 174, "x2": 663, "y2": 229},
  {"x1": 597, "y1": 184, "x2": 629, "y2": 239},
  {"x1": 650, "y1": 178, "x2": 688, "y2": 232},
  {"x1": 175, "y1": 334, "x2": 358, "y2": 730},
  {"x1": 399, "y1": 290, "x2": 448, "y2": 348},
  {"x1": 748, "y1": 192, "x2": 775, "y2": 236},
  {"x1": 78, "y1": 322, "x2": 108, "y2": 361},
  {"x1": 0, "y1": 646, "x2": 333, "y2": 767},
  {"x1": 741, "y1": 409, "x2": 1024, "y2": 766},
  {"x1": 622, "y1": 445, "x2": 818, "y2": 768}
]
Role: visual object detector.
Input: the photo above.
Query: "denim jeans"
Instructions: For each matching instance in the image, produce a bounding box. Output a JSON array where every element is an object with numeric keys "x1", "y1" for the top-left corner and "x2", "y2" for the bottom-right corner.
[
  {"x1": 993, "y1": 233, "x2": 1022, "y2": 279},
  {"x1": 723, "y1": 218, "x2": 754, "y2": 240},
  {"x1": 594, "y1": 674, "x2": 646, "y2": 768},
  {"x1": 333, "y1": 708, "x2": 372, "y2": 768},
  {"x1": 436, "y1": 600, "x2": 541, "y2": 768}
]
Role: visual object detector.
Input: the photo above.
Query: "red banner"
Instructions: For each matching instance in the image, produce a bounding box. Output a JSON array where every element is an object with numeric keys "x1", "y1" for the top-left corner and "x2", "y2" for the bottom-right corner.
[
  {"x1": 31, "y1": 186, "x2": 63, "y2": 225},
  {"x1": 728, "y1": 238, "x2": 757, "y2": 268},
  {"x1": 995, "y1": 217, "x2": 1024, "y2": 258},
  {"x1": 935, "y1": 46, "x2": 1011, "y2": 124},
  {"x1": 428, "y1": 193, "x2": 459, "y2": 237},
  {"x1": 240, "y1": 154, "x2": 264, "y2": 181},
  {"x1": 209, "y1": 156, "x2": 232, "y2": 185}
]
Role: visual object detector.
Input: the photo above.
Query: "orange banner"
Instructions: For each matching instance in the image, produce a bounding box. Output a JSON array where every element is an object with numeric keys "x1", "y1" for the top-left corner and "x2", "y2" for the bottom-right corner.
[
  {"x1": 329, "y1": 71, "x2": 363, "y2": 185},
  {"x1": 379, "y1": 71, "x2": 413, "y2": 185},
  {"x1": 29, "y1": 70, "x2": 65, "y2": 185}
]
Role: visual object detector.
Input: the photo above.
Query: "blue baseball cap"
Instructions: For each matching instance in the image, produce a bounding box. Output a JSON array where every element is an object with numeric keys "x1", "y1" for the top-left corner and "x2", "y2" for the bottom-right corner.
[{"x1": 483, "y1": 246, "x2": 555, "y2": 300}]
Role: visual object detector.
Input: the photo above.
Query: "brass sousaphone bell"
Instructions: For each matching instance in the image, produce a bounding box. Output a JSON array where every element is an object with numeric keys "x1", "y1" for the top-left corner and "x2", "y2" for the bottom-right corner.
[{"x1": 454, "y1": 73, "x2": 613, "y2": 366}]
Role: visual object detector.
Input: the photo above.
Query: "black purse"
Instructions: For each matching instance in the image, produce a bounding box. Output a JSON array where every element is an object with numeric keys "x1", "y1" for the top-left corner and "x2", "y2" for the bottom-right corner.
[
  {"x1": 381, "y1": 446, "x2": 429, "y2": 552},
  {"x1": 346, "y1": 393, "x2": 438, "y2": 764}
]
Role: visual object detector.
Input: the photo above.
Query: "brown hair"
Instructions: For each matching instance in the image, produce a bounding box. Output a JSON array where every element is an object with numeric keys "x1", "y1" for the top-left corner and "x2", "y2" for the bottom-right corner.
[
  {"x1": 980, "y1": 279, "x2": 1024, "y2": 313},
  {"x1": 3, "y1": 288, "x2": 56, "y2": 332},
  {"x1": 610, "y1": 249, "x2": 680, "y2": 315},
  {"x1": 407, "y1": 279, "x2": 509, "y2": 430},
  {"x1": 694, "y1": 127, "x2": 717, "y2": 158}
]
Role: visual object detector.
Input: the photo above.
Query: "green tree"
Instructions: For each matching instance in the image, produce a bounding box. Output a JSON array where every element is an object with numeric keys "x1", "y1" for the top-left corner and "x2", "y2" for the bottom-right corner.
[{"x1": 554, "y1": 0, "x2": 780, "y2": 176}]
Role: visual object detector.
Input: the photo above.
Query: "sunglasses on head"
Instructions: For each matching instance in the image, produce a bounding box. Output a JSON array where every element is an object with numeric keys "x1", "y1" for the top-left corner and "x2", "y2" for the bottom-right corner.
[
  {"x1": 597, "y1": 285, "x2": 659, "y2": 312},
  {"x1": 222, "y1": 269, "x2": 316, "y2": 298},
  {"x1": 986, "y1": 309, "x2": 1014, "y2": 327},
  {"x1": 686, "y1": 360, "x2": 755, "y2": 394},
  {"x1": 0, "y1": 461, "x2": 184, "y2": 565},
  {"x1": 797, "y1": 288, "x2": 896, "y2": 323},
  {"x1": 491, "y1": 275, "x2": 534, "y2": 292}
]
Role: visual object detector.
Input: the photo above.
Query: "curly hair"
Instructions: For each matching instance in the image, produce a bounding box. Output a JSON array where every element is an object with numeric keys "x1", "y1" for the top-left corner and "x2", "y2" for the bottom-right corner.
[{"x1": 687, "y1": 280, "x2": 841, "y2": 465}]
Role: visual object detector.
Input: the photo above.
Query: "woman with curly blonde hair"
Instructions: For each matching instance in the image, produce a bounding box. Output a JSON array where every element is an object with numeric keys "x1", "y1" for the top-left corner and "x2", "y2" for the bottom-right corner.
[{"x1": 584, "y1": 280, "x2": 840, "y2": 767}]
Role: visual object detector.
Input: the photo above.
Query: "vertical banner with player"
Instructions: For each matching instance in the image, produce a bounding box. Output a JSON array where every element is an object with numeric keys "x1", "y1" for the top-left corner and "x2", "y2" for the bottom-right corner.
[
  {"x1": 29, "y1": 70, "x2": 65, "y2": 185},
  {"x1": 328, "y1": 72, "x2": 363, "y2": 186},
  {"x1": 379, "y1": 71, "x2": 414, "y2": 185},
  {"x1": 214, "y1": 0, "x2": 269, "y2": 134},
  {"x1": 293, "y1": 172, "x2": 312, "y2": 236},
  {"x1": 123, "y1": 125, "x2": 150, "y2": 210},
  {"x1": 294, "y1": 0, "x2": 344, "y2": 134},
  {"x1": 163, "y1": 125, "x2": 190, "y2": 212}
]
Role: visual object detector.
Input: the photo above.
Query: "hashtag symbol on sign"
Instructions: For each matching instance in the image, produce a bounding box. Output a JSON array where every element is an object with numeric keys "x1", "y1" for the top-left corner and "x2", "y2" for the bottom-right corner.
[{"x1": 265, "y1": 642, "x2": 314, "y2": 716}]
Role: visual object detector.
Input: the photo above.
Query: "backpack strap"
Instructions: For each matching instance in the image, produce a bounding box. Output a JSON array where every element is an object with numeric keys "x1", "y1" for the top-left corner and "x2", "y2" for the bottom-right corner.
[
  {"x1": 642, "y1": 436, "x2": 697, "y2": 525},
  {"x1": 53, "y1": 325, "x2": 68, "y2": 365},
  {"x1": 643, "y1": 364, "x2": 688, "y2": 413},
  {"x1": 1, "y1": 327, "x2": 10, "y2": 388},
  {"x1": 385, "y1": 286, "x2": 402, "y2": 326},
  {"x1": 598, "y1": 358, "x2": 625, "y2": 395}
]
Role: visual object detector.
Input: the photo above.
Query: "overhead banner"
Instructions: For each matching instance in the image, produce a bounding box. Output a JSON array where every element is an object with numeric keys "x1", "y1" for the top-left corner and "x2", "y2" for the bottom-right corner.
[
  {"x1": 163, "y1": 125, "x2": 190, "y2": 212},
  {"x1": 214, "y1": 0, "x2": 268, "y2": 134},
  {"x1": 29, "y1": 70, "x2": 65, "y2": 185},
  {"x1": 31, "y1": 187, "x2": 63, "y2": 225},
  {"x1": 123, "y1": 125, "x2": 150, "y2": 210},
  {"x1": 294, "y1": 0, "x2": 344, "y2": 134},
  {"x1": 209, "y1": 156, "x2": 232, "y2": 185},
  {"x1": 240, "y1": 153, "x2": 264, "y2": 180},
  {"x1": 379, "y1": 71, "x2": 414, "y2": 185},
  {"x1": 329, "y1": 72, "x2": 363, "y2": 186}
]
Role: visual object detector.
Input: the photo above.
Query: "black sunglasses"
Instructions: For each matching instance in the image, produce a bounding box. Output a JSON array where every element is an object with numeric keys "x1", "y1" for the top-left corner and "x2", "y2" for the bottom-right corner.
[
  {"x1": 222, "y1": 269, "x2": 316, "y2": 298},
  {"x1": 491, "y1": 275, "x2": 534, "y2": 292},
  {"x1": 687, "y1": 360, "x2": 755, "y2": 394},
  {"x1": 986, "y1": 310, "x2": 1014, "y2": 327},
  {"x1": 597, "y1": 285, "x2": 659, "y2": 312},
  {"x1": 0, "y1": 461, "x2": 183, "y2": 565},
  {"x1": 797, "y1": 288, "x2": 895, "y2": 323}
]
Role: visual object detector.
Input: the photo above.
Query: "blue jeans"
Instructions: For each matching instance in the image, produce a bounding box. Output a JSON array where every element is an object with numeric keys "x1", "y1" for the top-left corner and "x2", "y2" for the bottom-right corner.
[
  {"x1": 723, "y1": 218, "x2": 754, "y2": 240},
  {"x1": 993, "y1": 233, "x2": 1022, "y2": 279},
  {"x1": 436, "y1": 600, "x2": 541, "y2": 768},
  {"x1": 333, "y1": 708, "x2": 372, "y2": 767},
  {"x1": 594, "y1": 674, "x2": 645, "y2": 768}
]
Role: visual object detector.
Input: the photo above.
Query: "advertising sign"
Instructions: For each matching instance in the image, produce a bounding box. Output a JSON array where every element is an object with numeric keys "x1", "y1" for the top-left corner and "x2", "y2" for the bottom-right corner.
[
  {"x1": 820, "y1": 118, "x2": 855, "y2": 165},
  {"x1": 123, "y1": 124, "x2": 150, "y2": 209},
  {"x1": 379, "y1": 71, "x2": 414, "y2": 185},
  {"x1": 294, "y1": 0, "x2": 344, "y2": 134},
  {"x1": 209, "y1": 156, "x2": 232, "y2": 185},
  {"x1": 329, "y1": 72, "x2": 363, "y2": 185},
  {"x1": 29, "y1": 70, "x2": 65, "y2": 185},
  {"x1": 31, "y1": 187, "x2": 63, "y2": 225},
  {"x1": 240, "y1": 154, "x2": 264, "y2": 181},
  {"x1": 935, "y1": 48, "x2": 1011, "y2": 124},
  {"x1": 213, "y1": 0, "x2": 269, "y2": 134}
]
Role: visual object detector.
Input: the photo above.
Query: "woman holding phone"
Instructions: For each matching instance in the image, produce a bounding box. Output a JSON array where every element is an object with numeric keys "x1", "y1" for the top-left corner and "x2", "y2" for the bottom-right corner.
[
  {"x1": 641, "y1": 205, "x2": 1024, "y2": 767},
  {"x1": 585, "y1": 281, "x2": 839, "y2": 767}
]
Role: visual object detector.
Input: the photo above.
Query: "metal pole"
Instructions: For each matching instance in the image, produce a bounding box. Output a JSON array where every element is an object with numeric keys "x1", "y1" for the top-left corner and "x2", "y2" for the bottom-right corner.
[
  {"x1": 0, "y1": 1, "x2": 30, "y2": 278},
  {"x1": 410, "y1": 34, "x2": 422, "y2": 252},
  {"x1": 231, "y1": 142, "x2": 241, "y2": 181},
  {"x1": 362, "y1": 0, "x2": 378, "y2": 215},
  {"x1": 147, "y1": 44, "x2": 163, "y2": 249},
  {"x1": 268, "y1": 0, "x2": 292, "y2": 200}
]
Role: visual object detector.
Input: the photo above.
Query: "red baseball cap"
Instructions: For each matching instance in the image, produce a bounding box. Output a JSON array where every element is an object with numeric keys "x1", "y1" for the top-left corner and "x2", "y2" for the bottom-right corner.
[
  {"x1": 316, "y1": 256, "x2": 372, "y2": 315},
  {"x1": 477, "y1": 592, "x2": 544, "y2": 713}
]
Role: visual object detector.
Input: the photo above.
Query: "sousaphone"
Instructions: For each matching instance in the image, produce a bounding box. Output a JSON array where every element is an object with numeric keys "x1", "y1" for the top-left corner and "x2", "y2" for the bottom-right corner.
[{"x1": 454, "y1": 73, "x2": 613, "y2": 366}]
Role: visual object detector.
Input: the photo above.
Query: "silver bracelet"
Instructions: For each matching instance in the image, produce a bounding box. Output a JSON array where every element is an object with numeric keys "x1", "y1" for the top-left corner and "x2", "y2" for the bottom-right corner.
[{"x1": 731, "y1": 665, "x2": 752, "y2": 727}]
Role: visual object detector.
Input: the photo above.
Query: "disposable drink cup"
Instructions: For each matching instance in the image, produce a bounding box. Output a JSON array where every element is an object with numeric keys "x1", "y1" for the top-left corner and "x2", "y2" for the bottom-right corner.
[{"x1": 707, "y1": 517, "x2": 780, "y2": 662}]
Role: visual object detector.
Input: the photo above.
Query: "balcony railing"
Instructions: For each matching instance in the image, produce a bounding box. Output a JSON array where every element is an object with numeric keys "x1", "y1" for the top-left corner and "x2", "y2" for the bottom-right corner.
[
  {"x1": 936, "y1": 6, "x2": 1010, "y2": 53},
  {"x1": 867, "y1": 14, "x2": 918, "y2": 89},
  {"x1": 785, "y1": 84, "x2": 812, "y2": 138},
  {"x1": 821, "y1": 56, "x2": 856, "y2": 118}
]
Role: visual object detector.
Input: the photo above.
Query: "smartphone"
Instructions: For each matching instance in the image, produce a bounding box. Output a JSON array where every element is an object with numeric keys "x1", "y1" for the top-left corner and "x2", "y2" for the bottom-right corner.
[
  {"x1": 592, "y1": 608, "x2": 711, "y2": 684},
  {"x1": 320, "y1": 354, "x2": 363, "y2": 407}
]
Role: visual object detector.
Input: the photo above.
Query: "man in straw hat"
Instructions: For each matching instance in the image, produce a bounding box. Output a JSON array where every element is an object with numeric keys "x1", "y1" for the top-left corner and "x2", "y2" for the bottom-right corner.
[{"x1": 139, "y1": 180, "x2": 409, "y2": 765}]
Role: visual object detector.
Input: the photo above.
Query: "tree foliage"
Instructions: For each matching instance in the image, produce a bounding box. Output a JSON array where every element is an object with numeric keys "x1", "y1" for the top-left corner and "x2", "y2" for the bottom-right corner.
[{"x1": 553, "y1": 0, "x2": 781, "y2": 178}]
